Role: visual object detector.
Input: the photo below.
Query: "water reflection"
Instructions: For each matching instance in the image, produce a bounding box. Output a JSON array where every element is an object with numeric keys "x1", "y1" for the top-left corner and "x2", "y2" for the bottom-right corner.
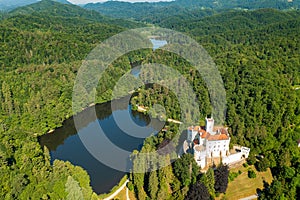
[{"x1": 40, "y1": 97, "x2": 164, "y2": 194}]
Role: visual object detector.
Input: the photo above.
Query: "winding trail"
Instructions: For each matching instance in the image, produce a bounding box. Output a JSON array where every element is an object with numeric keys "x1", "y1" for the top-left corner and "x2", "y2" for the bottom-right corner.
[{"x1": 103, "y1": 179, "x2": 129, "y2": 200}]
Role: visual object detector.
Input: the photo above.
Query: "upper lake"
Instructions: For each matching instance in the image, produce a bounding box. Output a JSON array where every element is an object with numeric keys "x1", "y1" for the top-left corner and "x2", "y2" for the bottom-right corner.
[{"x1": 150, "y1": 38, "x2": 168, "y2": 51}]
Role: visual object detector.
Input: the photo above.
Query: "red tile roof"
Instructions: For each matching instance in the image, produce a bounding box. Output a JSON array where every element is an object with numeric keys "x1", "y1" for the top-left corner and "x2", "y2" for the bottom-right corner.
[
  {"x1": 200, "y1": 130, "x2": 208, "y2": 138},
  {"x1": 188, "y1": 126, "x2": 229, "y2": 141},
  {"x1": 207, "y1": 133, "x2": 229, "y2": 141}
]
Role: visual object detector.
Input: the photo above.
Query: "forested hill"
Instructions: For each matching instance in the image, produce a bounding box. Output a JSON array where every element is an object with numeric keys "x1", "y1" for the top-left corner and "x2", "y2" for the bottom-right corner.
[
  {"x1": 84, "y1": 0, "x2": 299, "y2": 22},
  {"x1": 0, "y1": 1, "x2": 141, "y2": 198},
  {"x1": 0, "y1": 0, "x2": 70, "y2": 11},
  {"x1": 128, "y1": 9, "x2": 300, "y2": 199},
  {"x1": 9, "y1": 0, "x2": 143, "y2": 28},
  {"x1": 0, "y1": 2, "x2": 299, "y2": 199},
  {"x1": 0, "y1": 0, "x2": 144, "y2": 71},
  {"x1": 158, "y1": 8, "x2": 300, "y2": 34},
  {"x1": 173, "y1": 0, "x2": 298, "y2": 9}
]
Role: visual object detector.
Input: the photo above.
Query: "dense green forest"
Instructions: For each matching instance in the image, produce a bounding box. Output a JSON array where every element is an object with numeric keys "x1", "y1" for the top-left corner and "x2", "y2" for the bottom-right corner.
[
  {"x1": 128, "y1": 8, "x2": 300, "y2": 200},
  {"x1": 0, "y1": 1, "x2": 142, "y2": 199},
  {"x1": 84, "y1": 0, "x2": 299, "y2": 23},
  {"x1": 0, "y1": 0, "x2": 299, "y2": 199},
  {"x1": 0, "y1": 0, "x2": 70, "y2": 11}
]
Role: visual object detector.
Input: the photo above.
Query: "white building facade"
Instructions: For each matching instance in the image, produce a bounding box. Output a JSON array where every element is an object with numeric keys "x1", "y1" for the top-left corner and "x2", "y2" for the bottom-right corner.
[{"x1": 185, "y1": 117, "x2": 250, "y2": 168}]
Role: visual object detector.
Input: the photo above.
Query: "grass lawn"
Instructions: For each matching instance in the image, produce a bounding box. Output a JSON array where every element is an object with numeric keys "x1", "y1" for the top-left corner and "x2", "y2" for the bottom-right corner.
[
  {"x1": 217, "y1": 165, "x2": 273, "y2": 200},
  {"x1": 113, "y1": 187, "x2": 127, "y2": 200},
  {"x1": 113, "y1": 187, "x2": 137, "y2": 200},
  {"x1": 128, "y1": 189, "x2": 137, "y2": 200},
  {"x1": 112, "y1": 165, "x2": 272, "y2": 200}
]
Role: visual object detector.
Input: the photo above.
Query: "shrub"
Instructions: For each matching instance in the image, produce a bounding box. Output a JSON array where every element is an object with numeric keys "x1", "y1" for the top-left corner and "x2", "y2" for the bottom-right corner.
[
  {"x1": 248, "y1": 169, "x2": 256, "y2": 179},
  {"x1": 247, "y1": 154, "x2": 257, "y2": 165},
  {"x1": 228, "y1": 171, "x2": 240, "y2": 182},
  {"x1": 127, "y1": 181, "x2": 134, "y2": 191},
  {"x1": 255, "y1": 158, "x2": 269, "y2": 172}
]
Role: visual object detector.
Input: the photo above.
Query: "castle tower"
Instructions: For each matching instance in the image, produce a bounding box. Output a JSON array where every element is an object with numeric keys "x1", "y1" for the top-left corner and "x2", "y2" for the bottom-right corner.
[{"x1": 205, "y1": 117, "x2": 214, "y2": 134}]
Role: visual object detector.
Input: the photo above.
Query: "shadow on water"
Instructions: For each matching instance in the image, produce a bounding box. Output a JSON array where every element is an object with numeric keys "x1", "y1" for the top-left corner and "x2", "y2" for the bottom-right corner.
[{"x1": 39, "y1": 97, "x2": 164, "y2": 194}]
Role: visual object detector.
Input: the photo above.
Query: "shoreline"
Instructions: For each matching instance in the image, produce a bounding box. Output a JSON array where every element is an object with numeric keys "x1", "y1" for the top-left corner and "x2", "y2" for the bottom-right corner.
[{"x1": 136, "y1": 105, "x2": 182, "y2": 124}]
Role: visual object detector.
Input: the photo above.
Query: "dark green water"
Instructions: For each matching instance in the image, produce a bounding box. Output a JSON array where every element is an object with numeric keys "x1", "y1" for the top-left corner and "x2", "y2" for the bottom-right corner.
[{"x1": 40, "y1": 97, "x2": 163, "y2": 194}]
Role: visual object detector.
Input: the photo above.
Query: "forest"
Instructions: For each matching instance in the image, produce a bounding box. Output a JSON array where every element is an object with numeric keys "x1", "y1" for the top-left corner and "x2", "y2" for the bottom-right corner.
[
  {"x1": 84, "y1": 0, "x2": 300, "y2": 23},
  {"x1": 128, "y1": 8, "x2": 300, "y2": 200},
  {"x1": 0, "y1": 0, "x2": 299, "y2": 199}
]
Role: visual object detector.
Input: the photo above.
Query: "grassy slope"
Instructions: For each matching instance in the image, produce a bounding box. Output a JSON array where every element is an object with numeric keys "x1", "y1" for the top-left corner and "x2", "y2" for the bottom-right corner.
[{"x1": 217, "y1": 166, "x2": 273, "y2": 199}]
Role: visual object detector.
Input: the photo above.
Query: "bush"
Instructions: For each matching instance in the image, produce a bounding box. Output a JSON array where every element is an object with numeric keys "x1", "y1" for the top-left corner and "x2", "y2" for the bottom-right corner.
[
  {"x1": 228, "y1": 171, "x2": 240, "y2": 182},
  {"x1": 248, "y1": 169, "x2": 256, "y2": 179},
  {"x1": 243, "y1": 163, "x2": 249, "y2": 168},
  {"x1": 255, "y1": 158, "x2": 269, "y2": 172},
  {"x1": 127, "y1": 181, "x2": 134, "y2": 191},
  {"x1": 247, "y1": 154, "x2": 257, "y2": 165}
]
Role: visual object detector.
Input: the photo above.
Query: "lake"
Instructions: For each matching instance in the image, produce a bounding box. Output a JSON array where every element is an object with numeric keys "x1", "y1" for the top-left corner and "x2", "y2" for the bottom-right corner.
[
  {"x1": 130, "y1": 39, "x2": 168, "y2": 78},
  {"x1": 39, "y1": 97, "x2": 164, "y2": 194},
  {"x1": 150, "y1": 38, "x2": 168, "y2": 51}
]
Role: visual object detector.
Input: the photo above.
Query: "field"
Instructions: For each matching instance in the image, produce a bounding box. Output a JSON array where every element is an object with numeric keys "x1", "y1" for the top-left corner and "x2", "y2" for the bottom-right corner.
[
  {"x1": 113, "y1": 187, "x2": 136, "y2": 200},
  {"x1": 217, "y1": 165, "x2": 273, "y2": 200}
]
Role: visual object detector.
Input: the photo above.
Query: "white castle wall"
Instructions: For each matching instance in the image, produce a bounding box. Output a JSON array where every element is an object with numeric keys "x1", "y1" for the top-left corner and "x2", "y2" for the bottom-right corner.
[{"x1": 206, "y1": 139, "x2": 230, "y2": 158}]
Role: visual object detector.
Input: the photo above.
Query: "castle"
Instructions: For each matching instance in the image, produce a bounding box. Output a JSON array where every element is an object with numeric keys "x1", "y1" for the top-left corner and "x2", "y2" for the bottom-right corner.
[{"x1": 184, "y1": 117, "x2": 250, "y2": 169}]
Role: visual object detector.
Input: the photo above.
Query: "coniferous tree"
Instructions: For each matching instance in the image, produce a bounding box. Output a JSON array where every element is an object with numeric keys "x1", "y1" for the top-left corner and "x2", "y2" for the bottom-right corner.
[
  {"x1": 200, "y1": 168, "x2": 215, "y2": 198},
  {"x1": 65, "y1": 176, "x2": 84, "y2": 200},
  {"x1": 214, "y1": 165, "x2": 229, "y2": 193},
  {"x1": 185, "y1": 181, "x2": 210, "y2": 200},
  {"x1": 148, "y1": 170, "x2": 159, "y2": 199}
]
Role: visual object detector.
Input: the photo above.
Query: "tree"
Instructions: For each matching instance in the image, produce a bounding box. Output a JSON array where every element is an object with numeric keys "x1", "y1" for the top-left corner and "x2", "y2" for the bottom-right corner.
[
  {"x1": 173, "y1": 154, "x2": 199, "y2": 187},
  {"x1": 132, "y1": 152, "x2": 147, "y2": 200},
  {"x1": 248, "y1": 169, "x2": 256, "y2": 179},
  {"x1": 185, "y1": 181, "x2": 210, "y2": 200},
  {"x1": 200, "y1": 168, "x2": 215, "y2": 198},
  {"x1": 214, "y1": 165, "x2": 229, "y2": 193},
  {"x1": 148, "y1": 170, "x2": 159, "y2": 199},
  {"x1": 1, "y1": 81, "x2": 14, "y2": 115},
  {"x1": 255, "y1": 158, "x2": 269, "y2": 172},
  {"x1": 259, "y1": 180, "x2": 285, "y2": 200},
  {"x1": 156, "y1": 155, "x2": 173, "y2": 200},
  {"x1": 247, "y1": 153, "x2": 257, "y2": 165},
  {"x1": 65, "y1": 176, "x2": 84, "y2": 200}
]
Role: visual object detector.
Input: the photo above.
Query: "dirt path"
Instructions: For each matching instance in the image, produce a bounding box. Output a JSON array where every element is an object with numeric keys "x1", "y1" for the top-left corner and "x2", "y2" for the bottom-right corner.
[{"x1": 103, "y1": 180, "x2": 129, "y2": 200}]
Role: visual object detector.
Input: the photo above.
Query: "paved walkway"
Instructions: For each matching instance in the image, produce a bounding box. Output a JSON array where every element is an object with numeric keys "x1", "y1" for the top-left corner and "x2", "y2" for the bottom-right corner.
[
  {"x1": 126, "y1": 187, "x2": 130, "y2": 200},
  {"x1": 167, "y1": 118, "x2": 182, "y2": 124},
  {"x1": 103, "y1": 179, "x2": 129, "y2": 200},
  {"x1": 239, "y1": 194, "x2": 258, "y2": 200}
]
